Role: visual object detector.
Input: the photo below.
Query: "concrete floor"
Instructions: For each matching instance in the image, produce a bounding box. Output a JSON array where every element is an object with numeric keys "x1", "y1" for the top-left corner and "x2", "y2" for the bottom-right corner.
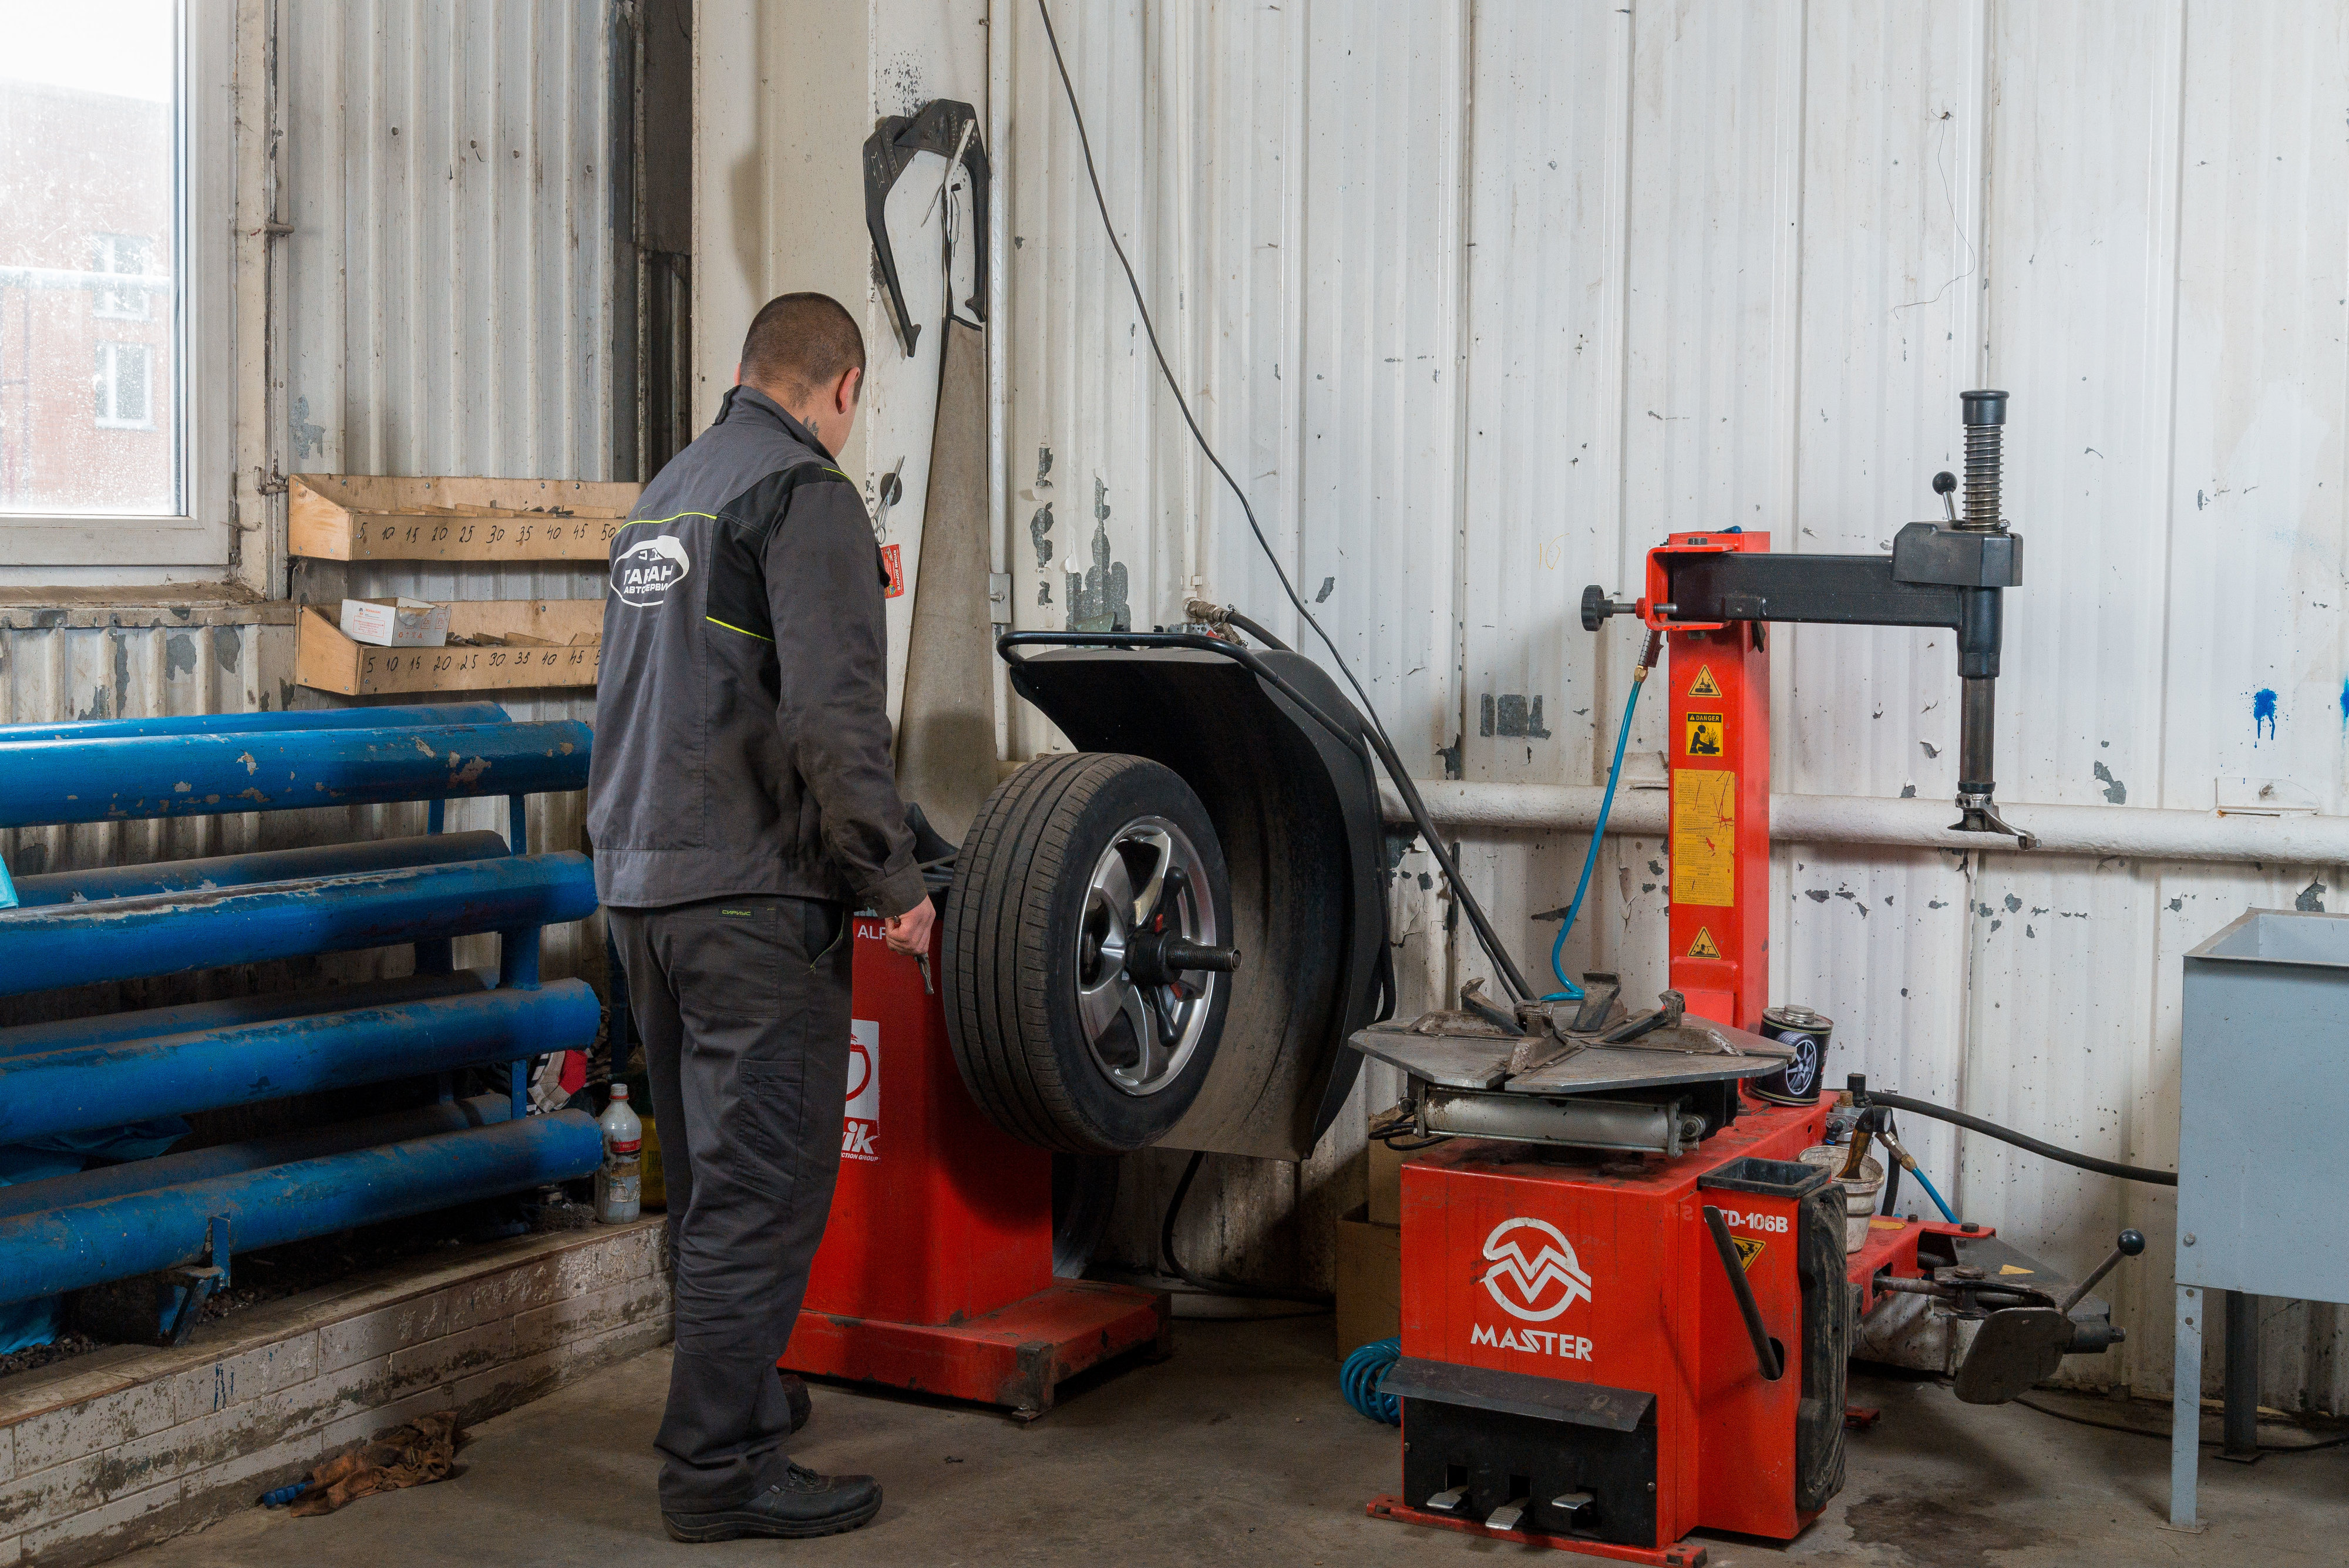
[{"x1": 121, "y1": 1314, "x2": 2349, "y2": 1568}]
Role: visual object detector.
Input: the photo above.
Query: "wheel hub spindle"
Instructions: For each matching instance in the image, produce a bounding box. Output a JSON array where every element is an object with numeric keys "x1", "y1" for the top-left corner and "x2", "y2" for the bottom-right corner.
[{"x1": 1123, "y1": 931, "x2": 1243, "y2": 988}]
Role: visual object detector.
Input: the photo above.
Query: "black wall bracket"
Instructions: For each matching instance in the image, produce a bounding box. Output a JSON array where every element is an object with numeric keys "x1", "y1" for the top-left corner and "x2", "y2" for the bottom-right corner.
[{"x1": 863, "y1": 100, "x2": 992, "y2": 358}]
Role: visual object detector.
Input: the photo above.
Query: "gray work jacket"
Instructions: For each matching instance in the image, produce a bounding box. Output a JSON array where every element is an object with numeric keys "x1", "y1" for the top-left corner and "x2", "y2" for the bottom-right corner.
[{"x1": 587, "y1": 386, "x2": 923, "y2": 917}]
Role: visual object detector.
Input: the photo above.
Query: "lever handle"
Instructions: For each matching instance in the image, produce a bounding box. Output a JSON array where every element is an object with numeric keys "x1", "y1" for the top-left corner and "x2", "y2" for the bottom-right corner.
[
  {"x1": 1703, "y1": 1206, "x2": 1785, "y2": 1382},
  {"x1": 1581, "y1": 584, "x2": 1638, "y2": 632},
  {"x1": 1933, "y1": 470, "x2": 1959, "y2": 524},
  {"x1": 2059, "y1": 1229, "x2": 2145, "y2": 1316}
]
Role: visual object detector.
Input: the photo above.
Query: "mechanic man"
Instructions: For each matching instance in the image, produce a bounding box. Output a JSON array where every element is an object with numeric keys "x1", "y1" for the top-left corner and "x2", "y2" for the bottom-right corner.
[{"x1": 589, "y1": 292, "x2": 933, "y2": 1542}]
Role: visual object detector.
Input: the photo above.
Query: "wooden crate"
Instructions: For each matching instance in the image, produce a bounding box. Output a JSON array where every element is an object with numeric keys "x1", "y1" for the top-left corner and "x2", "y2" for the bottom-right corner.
[
  {"x1": 296, "y1": 601, "x2": 604, "y2": 696},
  {"x1": 288, "y1": 475, "x2": 640, "y2": 562}
]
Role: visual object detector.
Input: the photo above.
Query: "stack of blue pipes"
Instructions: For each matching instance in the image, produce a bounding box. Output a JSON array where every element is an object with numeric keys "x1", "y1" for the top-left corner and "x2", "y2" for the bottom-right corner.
[{"x1": 0, "y1": 702, "x2": 606, "y2": 1344}]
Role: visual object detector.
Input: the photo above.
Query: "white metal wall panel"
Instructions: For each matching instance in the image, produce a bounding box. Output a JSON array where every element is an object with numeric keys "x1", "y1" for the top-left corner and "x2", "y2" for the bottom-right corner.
[
  {"x1": 1002, "y1": 1, "x2": 2349, "y2": 1409},
  {"x1": 1002, "y1": 1, "x2": 1462, "y2": 773},
  {"x1": 1445, "y1": 5, "x2": 1630, "y2": 1010},
  {"x1": 2159, "y1": 1, "x2": 2349, "y2": 815},
  {"x1": 1288, "y1": 5, "x2": 1466, "y2": 777},
  {"x1": 281, "y1": 0, "x2": 615, "y2": 617},
  {"x1": 1981, "y1": 1, "x2": 2180, "y2": 813}
]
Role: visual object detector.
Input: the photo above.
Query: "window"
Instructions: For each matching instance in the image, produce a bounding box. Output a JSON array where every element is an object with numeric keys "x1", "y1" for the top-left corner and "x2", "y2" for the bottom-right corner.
[
  {"x1": 94, "y1": 341, "x2": 152, "y2": 428},
  {"x1": 0, "y1": 0, "x2": 230, "y2": 570},
  {"x1": 91, "y1": 233, "x2": 153, "y2": 320}
]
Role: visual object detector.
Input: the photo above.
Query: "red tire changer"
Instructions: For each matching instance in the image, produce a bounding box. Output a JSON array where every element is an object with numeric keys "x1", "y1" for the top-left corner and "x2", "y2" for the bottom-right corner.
[{"x1": 1352, "y1": 393, "x2": 2135, "y2": 1563}]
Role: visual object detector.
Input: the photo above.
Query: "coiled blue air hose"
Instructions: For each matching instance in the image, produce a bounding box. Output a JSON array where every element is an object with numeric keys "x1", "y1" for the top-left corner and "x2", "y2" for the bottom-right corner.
[
  {"x1": 1341, "y1": 1336, "x2": 1402, "y2": 1425},
  {"x1": 1546, "y1": 633, "x2": 1661, "y2": 1001}
]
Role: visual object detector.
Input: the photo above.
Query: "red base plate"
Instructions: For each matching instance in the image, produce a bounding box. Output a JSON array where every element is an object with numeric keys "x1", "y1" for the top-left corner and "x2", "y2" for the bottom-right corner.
[
  {"x1": 1368, "y1": 1496, "x2": 1708, "y2": 1565},
  {"x1": 783, "y1": 1280, "x2": 1169, "y2": 1416}
]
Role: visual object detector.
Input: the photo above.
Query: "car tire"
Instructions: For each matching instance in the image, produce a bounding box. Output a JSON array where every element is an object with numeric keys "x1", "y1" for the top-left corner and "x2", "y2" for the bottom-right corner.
[{"x1": 944, "y1": 752, "x2": 1235, "y2": 1154}]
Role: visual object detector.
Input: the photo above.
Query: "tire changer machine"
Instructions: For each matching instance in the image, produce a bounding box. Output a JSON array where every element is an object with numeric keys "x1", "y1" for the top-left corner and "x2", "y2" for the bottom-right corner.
[{"x1": 1352, "y1": 392, "x2": 2145, "y2": 1564}]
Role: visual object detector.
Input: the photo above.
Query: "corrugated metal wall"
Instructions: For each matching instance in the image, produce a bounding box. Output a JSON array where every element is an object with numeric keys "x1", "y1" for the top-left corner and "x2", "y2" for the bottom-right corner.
[
  {"x1": 1001, "y1": 0, "x2": 2349, "y2": 1408},
  {"x1": 0, "y1": 0, "x2": 617, "y2": 1002}
]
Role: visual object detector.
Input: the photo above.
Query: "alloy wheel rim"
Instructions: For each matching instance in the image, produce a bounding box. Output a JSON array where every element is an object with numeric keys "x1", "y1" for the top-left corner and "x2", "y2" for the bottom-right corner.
[{"x1": 1075, "y1": 816, "x2": 1218, "y2": 1096}]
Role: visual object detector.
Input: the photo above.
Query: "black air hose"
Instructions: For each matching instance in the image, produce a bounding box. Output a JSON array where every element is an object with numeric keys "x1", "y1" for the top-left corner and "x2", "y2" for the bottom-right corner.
[{"x1": 1855, "y1": 1087, "x2": 2176, "y2": 1187}]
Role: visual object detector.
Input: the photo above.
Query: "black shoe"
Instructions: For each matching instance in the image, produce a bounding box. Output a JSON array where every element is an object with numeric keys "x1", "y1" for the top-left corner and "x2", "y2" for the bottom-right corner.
[
  {"x1": 779, "y1": 1370, "x2": 812, "y2": 1434},
  {"x1": 662, "y1": 1465, "x2": 882, "y2": 1542}
]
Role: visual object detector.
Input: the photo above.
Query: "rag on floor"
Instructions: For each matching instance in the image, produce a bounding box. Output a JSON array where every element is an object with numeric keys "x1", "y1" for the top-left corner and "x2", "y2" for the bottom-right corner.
[{"x1": 283, "y1": 1411, "x2": 465, "y2": 1516}]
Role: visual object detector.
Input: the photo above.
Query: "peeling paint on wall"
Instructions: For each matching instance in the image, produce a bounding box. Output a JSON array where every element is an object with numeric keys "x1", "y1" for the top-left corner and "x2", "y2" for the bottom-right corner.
[
  {"x1": 290, "y1": 395, "x2": 325, "y2": 461},
  {"x1": 1029, "y1": 503, "x2": 1055, "y2": 567},
  {"x1": 1066, "y1": 479, "x2": 1130, "y2": 632},
  {"x1": 1478, "y1": 694, "x2": 1552, "y2": 739}
]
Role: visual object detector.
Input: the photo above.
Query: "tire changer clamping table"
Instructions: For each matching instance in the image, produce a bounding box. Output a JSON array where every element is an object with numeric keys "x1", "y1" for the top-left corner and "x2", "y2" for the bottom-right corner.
[{"x1": 1351, "y1": 392, "x2": 2148, "y2": 1564}]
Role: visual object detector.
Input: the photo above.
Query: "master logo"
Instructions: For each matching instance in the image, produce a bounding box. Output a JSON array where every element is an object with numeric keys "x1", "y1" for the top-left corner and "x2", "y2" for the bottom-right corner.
[
  {"x1": 1479, "y1": 1216, "x2": 1594, "y2": 1322},
  {"x1": 612, "y1": 534, "x2": 692, "y2": 607}
]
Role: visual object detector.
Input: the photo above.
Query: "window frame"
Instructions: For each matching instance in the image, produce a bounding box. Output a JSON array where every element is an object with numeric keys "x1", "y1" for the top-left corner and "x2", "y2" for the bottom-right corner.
[{"x1": 0, "y1": 0, "x2": 233, "y2": 570}]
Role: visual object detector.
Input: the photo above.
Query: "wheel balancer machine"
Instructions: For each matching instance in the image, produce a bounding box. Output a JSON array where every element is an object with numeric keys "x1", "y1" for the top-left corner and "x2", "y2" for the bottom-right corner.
[{"x1": 1354, "y1": 392, "x2": 2144, "y2": 1563}]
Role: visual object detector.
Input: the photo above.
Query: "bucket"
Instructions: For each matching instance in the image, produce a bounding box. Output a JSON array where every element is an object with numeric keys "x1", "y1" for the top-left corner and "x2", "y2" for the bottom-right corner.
[{"x1": 1799, "y1": 1143, "x2": 1883, "y2": 1252}]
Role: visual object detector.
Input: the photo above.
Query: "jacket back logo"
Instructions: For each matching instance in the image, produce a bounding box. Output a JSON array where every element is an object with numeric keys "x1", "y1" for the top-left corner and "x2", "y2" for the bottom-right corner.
[{"x1": 612, "y1": 534, "x2": 691, "y2": 607}]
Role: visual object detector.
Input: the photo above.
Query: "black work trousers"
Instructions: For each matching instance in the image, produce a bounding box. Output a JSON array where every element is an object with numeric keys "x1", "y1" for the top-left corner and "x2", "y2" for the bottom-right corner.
[{"x1": 607, "y1": 893, "x2": 852, "y2": 1513}]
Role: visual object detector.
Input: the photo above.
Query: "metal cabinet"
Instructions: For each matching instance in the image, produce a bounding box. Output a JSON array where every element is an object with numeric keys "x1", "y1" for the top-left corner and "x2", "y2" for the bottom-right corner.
[{"x1": 2171, "y1": 909, "x2": 2349, "y2": 1526}]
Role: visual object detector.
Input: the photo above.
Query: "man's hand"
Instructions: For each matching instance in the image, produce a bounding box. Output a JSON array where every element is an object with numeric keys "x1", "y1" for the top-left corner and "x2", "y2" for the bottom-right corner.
[{"x1": 883, "y1": 897, "x2": 937, "y2": 956}]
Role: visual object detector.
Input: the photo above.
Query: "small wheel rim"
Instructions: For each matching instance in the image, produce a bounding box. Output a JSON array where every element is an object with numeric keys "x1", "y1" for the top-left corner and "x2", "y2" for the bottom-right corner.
[{"x1": 1075, "y1": 815, "x2": 1219, "y2": 1097}]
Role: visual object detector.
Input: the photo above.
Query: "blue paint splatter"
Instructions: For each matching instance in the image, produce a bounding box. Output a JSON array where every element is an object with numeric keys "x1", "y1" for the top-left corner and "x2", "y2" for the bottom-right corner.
[
  {"x1": 2338, "y1": 679, "x2": 2347, "y2": 731},
  {"x1": 2253, "y1": 688, "x2": 2278, "y2": 741}
]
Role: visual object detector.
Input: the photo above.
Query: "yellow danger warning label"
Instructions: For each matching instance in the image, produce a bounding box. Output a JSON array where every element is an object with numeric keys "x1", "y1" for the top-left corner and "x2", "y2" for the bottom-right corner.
[
  {"x1": 1672, "y1": 771, "x2": 1736, "y2": 908},
  {"x1": 1687, "y1": 665, "x2": 1723, "y2": 698},
  {"x1": 1686, "y1": 927, "x2": 1721, "y2": 960},
  {"x1": 1732, "y1": 1236, "x2": 1766, "y2": 1271},
  {"x1": 1998, "y1": 1264, "x2": 2034, "y2": 1277},
  {"x1": 1685, "y1": 712, "x2": 1725, "y2": 757}
]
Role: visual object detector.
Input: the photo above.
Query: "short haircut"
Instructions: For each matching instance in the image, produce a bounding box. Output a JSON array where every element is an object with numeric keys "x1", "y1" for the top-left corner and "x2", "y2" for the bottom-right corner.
[{"x1": 739, "y1": 292, "x2": 865, "y2": 405}]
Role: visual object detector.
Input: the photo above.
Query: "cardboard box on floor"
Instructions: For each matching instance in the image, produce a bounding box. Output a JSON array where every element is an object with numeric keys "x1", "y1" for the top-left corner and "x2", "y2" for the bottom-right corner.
[
  {"x1": 1368, "y1": 1137, "x2": 1405, "y2": 1227},
  {"x1": 1335, "y1": 1203, "x2": 1399, "y2": 1357}
]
